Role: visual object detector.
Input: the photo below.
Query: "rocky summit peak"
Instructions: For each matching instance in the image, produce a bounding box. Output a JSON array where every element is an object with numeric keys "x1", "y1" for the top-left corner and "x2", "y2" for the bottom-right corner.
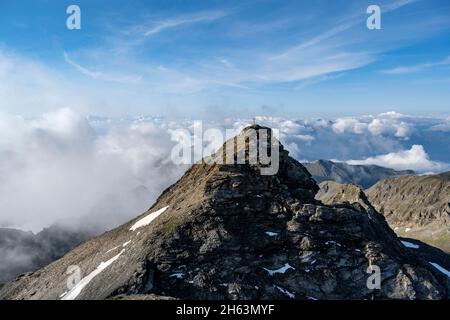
[
  {"x1": 200, "y1": 125, "x2": 318, "y2": 201},
  {"x1": 243, "y1": 123, "x2": 271, "y2": 131},
  {"x1": 1, "y1": 129, "x2": 449, "y2": 300}
]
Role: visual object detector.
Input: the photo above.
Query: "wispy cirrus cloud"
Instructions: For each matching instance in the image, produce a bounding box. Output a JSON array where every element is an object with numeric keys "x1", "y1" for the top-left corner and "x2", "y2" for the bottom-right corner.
[
  {"x1": 3, "y1": 0, "x2": 450, "y2": 116},
  {"x1": 271, "y1": 0, "x2": 420, "y2": 61},
  {"x1": 63, "y1": 52, "x2": 142, "y2": 84},
  {"x1": 144, "y1": 49, "x2": 373, "y2": 92},
  {"x1": 98, "y1": 0, "x2": 420, "y2": 90},
  {"x1": 60, "y1": 0, "x2": 446, "y2": 95},
  {"x1": 381, "y1": 55, "x2": 450, "y2": 74},
  {"x1": 141, "y1": 10, "x2": 229, "y2": 37},
  {"x1": 258, "y1": 0, "x2": 422, "y2": 88},
  {"x1": 63, "y1": 52, "x2": 102, "y2": 79},
  {"x1": 383, "y1": 0, "x2": 421, "y2": 12}
]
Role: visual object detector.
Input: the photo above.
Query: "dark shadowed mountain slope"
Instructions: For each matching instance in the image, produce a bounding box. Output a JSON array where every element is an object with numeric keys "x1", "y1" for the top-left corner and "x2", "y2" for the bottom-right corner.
[
  {"x1": 0, "y1": 225, "x2": 94, "y2": 283},
  {"x1": 303, "y1": 159, "x2": 415, "y2": 189},
  {"x1": 366, "y1": 172, "x2": 450, "y2": 253},
  {"x1": 1, "y1": 126, "x2": 449, "y2": 300},
  {"x1": 397, "y1": 238, "x2": 450, "y2": 273}
]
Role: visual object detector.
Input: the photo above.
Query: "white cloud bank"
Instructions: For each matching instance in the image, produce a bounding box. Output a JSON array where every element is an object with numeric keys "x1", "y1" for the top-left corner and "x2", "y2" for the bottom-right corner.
[
  {"x1": 381, "y1": 55, "x2": 450, "y2": 75},
  {"x1": 332, "y1": 112, "x2": 411, "y2": 138},
  {"x1": 347, "y1": 145, "x2": 449, "y2": 172},
  {"x1": 0, "y1": 109, "x2": 185, "y2": 232},
  {"x1": 0, "y1": 109, "x2": 449, "y2": 232}
]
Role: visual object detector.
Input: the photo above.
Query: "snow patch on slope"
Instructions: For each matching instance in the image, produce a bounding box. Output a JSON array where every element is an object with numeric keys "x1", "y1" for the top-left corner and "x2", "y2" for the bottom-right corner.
[
  {"x1": 122, "y1": 240, "x2": 131, "y2": 247},
  {"x1": 401, "y1": 241, "x2": 419, "y2": 249},
  {"x1": 263, "y1": 263, "x2": 295, "y2": 276},
  {"x1": 129, "y1": 206, "x2": 169, "y2": 231},
  {"x1": 429, "y1": 262, "x2": 450, "y2": 278},
  {"x1": 61, "y1": 249, "x2": 125, "y2": 300},
  {"x1": 275, "y1": 285, "x2": 295, "y2": 299},
  {"x1": 169, "y1": 272, "x2": 184, "y2": 279},
  {"x1": 105, "y1": 246, "x2": 119, "y2": 254}
]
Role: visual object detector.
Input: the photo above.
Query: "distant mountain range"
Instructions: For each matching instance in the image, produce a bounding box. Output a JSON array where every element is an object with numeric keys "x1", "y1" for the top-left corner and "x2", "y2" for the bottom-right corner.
[{"x1": 303, "y1": 159, "x2": 415, "y2": 189}]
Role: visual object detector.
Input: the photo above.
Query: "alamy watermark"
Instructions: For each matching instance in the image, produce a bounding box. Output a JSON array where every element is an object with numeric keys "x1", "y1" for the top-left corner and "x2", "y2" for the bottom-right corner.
[
  {"x1": 367, "y1": 5, "x2": 382, "y2": 30},
  {"x1": 66, "y1": 265, "x2": 81, "y2": 290},
  {"x1": 66, "y1": 5, "x2": 81, "y2": 30},
  {"x1": 366, "y1": 265, "x2": 381, "y2": 290}
]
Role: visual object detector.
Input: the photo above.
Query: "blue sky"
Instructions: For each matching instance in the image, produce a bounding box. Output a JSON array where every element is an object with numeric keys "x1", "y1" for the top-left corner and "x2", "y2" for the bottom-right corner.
[{"x1": 0, "y1": 0, "x2": 450, "y2": 118}]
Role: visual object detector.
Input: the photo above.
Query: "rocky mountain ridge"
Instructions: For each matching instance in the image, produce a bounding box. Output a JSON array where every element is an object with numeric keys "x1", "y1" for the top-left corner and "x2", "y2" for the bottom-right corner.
[
  {"x1": 1, "y1": 126, "x2": 449, "y2": 300},
  {"x1": 303, "y1": 159, "x2": 415, "y2": 189},
  {"x1": 316, "y1": 181, "x2": 450, "y2": 272},
  {"x1": 366, "y1": 172, "x2": 450, "y2": 252}
]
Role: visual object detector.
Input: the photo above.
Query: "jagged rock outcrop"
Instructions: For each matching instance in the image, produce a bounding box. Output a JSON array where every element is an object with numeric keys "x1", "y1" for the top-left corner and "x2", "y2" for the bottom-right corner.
[
  {"x1": 367, "y1": 172, "x2": 450, "y2": 252},
  {"x1": 1, "y1": 126, "x2": 449, "y2": 300},
  {"x1": 303, "y1": 159, "x2": 414, "y2": 189},
  {"x1": 316, "y1": 181, "x2": 375, "y2": 212},
  {"x1": 316, "y1": 181, "x2": 450, "y2": 279}
]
